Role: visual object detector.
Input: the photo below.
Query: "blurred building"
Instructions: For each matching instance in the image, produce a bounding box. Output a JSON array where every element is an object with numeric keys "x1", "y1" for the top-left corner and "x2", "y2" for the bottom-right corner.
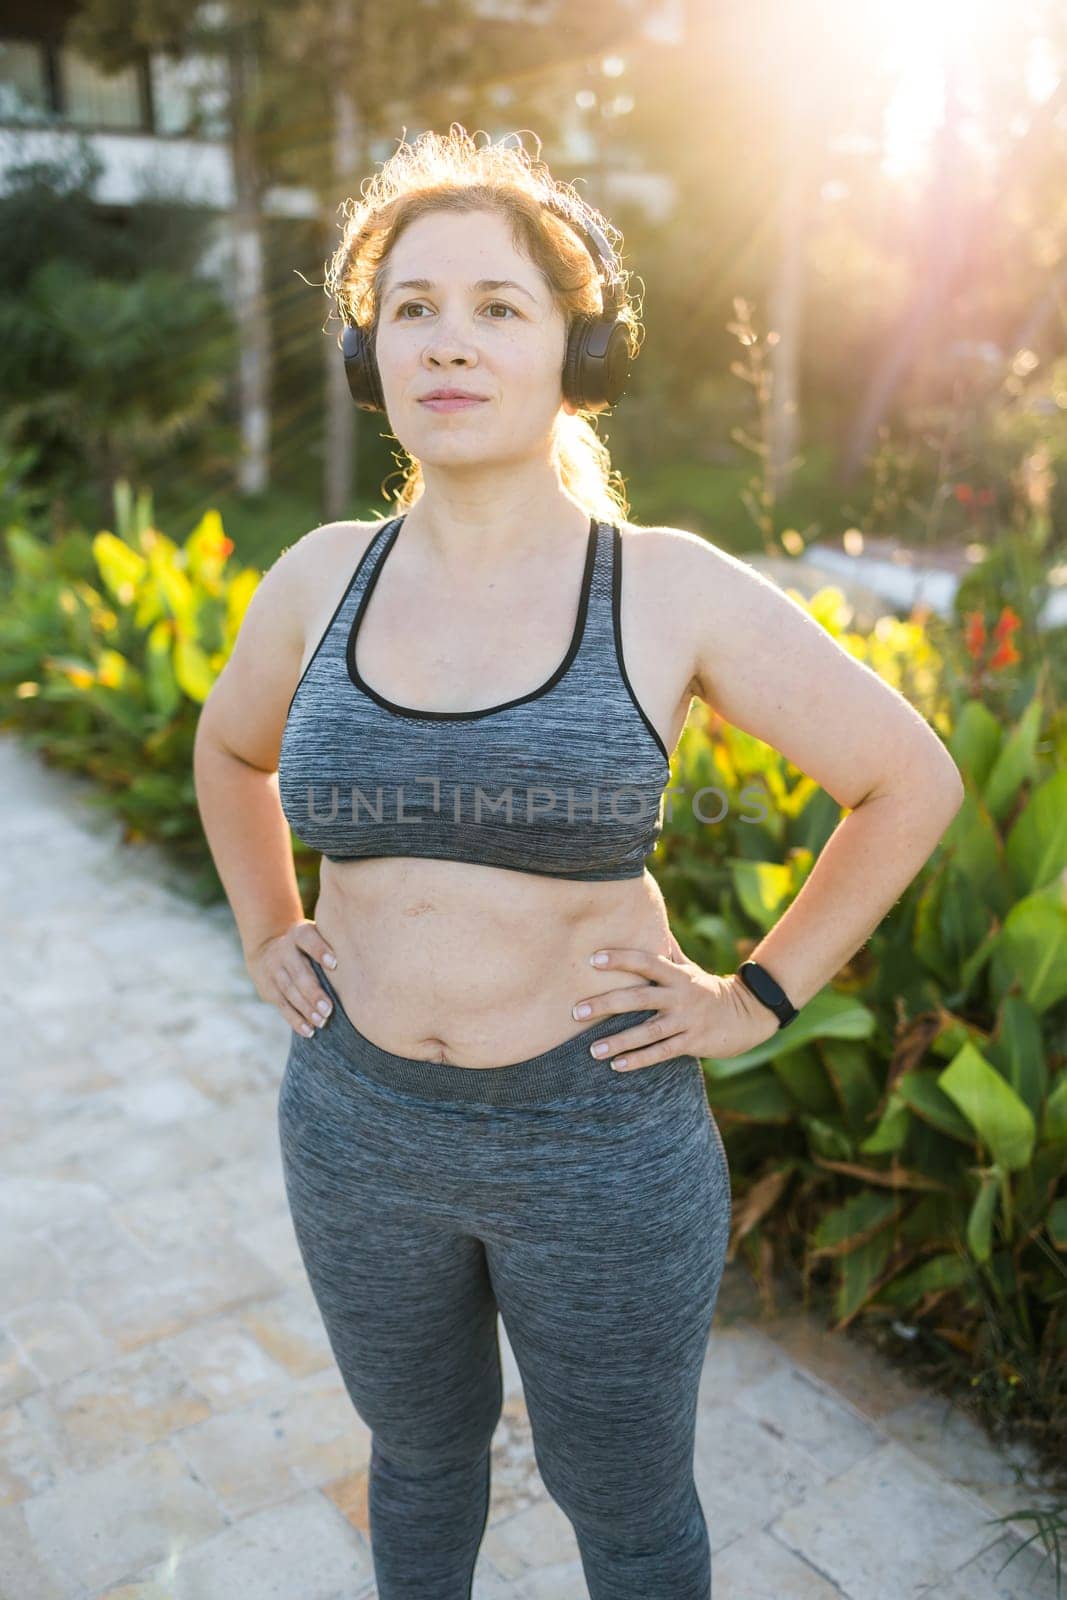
[{"x1": 0, "y1": 0, "x2": 680, "y2": 251}]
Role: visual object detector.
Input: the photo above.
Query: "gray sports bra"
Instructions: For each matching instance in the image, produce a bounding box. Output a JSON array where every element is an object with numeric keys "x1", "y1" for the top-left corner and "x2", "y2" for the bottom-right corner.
[{"x1": 277, "y1": 513, "x2": 672, "y2": 880}]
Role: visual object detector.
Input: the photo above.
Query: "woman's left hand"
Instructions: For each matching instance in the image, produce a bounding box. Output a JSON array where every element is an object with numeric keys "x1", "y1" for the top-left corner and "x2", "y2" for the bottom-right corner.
[{"x1": 573, "y1": 932, "x2": 781, "y2": 1070}]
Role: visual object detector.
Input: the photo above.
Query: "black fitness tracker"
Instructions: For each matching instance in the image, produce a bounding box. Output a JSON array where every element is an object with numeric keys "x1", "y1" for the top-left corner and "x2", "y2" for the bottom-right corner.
[{"x1": 736, "y1": 960, "x2": 799, "y2": 1029}]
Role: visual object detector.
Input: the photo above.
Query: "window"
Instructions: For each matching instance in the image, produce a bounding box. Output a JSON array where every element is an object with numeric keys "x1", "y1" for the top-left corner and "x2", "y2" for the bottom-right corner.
[
  {"x1": 59, "y1": 46, "x2": 144, "y2": 130},
  {"x1": 0, "y1": 38, "x2": 50, "y2": 123},
  {"x1": 150, "y1": 50, "x2": 229, "y2": 138}
]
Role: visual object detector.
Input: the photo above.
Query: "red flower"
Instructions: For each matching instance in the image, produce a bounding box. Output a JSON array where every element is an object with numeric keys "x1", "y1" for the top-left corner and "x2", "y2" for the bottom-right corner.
[
  {"x1": 954, "y1": 484, "x2": 974, "y2": 505},
  {"x1": 989, "y1": 639, "x2": 1021, "y2": 670},
  {"x1": 964, "y1": 612, "x2": 987, "y2": 660},
  {"x1": 976, "y1": 488, "x2": 995, "y2": 508},
  {"x1": 993, "y1": 605, "x2": 1021, "y2": 642}
]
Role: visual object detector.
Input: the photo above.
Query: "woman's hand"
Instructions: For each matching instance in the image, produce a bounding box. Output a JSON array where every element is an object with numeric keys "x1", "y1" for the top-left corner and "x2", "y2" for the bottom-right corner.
[
  {"x1": 245, "y1": 919, "x2": 340, "y2": 1038},
  {"x1": 572, "y1": 933, "x2": 781, "y2": 1071}
]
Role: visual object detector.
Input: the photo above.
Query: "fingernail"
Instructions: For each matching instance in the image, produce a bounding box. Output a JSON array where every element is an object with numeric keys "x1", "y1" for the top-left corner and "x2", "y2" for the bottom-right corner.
[
  {"x1": 612, "y1": 1058, "x2": 629, "y2": 1071},
  {"x1": 324, "y1": 953, "x2": 338, "y2": 969},
  {"x1": 591, "y1": 951, "x2": 608, "y2": 965}
]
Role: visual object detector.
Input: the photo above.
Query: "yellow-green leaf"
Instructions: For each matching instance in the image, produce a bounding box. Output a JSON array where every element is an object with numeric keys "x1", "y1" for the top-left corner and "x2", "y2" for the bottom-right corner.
[{"x1": 938, "y1": 1043, "x2": 1036, "y2": 1170}]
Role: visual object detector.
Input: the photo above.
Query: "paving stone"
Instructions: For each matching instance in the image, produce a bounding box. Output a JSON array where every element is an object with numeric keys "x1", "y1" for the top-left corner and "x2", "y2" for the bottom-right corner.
[
  {"x1": 696, "y1": 1322, "x2": 791, "y2": 1406},
  {"x1": 0, "y1": 1400, "x2": 70, "y2": 1504},
  {"x1": 734, "y1": 1364, "x2": 883, "y2": 1476},
  {"x1": 0, "y1": 1175, "x2": 110, "y2": 1234},
  {"x1": 74, "y1": 1238, "x2": 282, "y2": 1353},
  {"x1": 694, "y1": 1399, "x2": 829, "y2": 1551},
  {"x1": 879, "y1": 1392, "x2": 1056, "y2": 1535},
  {"x1": 3, "y1": 1296, "x2": 115, "y2": 1386},
  {"x1": 770, "y1": 1440, "x2": 1004, "y2": 1598},
  {"x1": 714, "y1": 1527, "x2": 846, "y2": 1596},
  {"x1": 480, "y1": 1495, "x2": 581, "y2": 1579},
  {"x1": 173, "y1": 1367, "x2": 369, "y2": 1518},
  {"x1": 21, "y1": 1440, "x2": 224, "y2": 1594},
  {"x1": 75, "y1": 1119, "x2": 225, "y2": 1199},
  {"x1": 0, "y1": 1502, "x2": 70, "y2": 1600},
  {"x1": 0, "y1": 1326, "x2": 43, "y2": 1411},
  {"x1": 921, "y1": 1528, "x2": 1064, "y2": 1600},
  {"x1": 42, "y1": 1343, "x2": 212, "y2": 1474},
  {"x1": 0, "y1": 1233, "x2": 72, "y2": 1312},
  {"x1": 235, "y1": 1207, "x2": 307, "y2": 1281},
  {"x1": 752, "y1": 1307, "x2": 927, "y2": 1419},
  {"x1": 238, "y1": 1285, "x2": 337, "y2": 1379},
  {"x1": 125, "y1": 1491, "x2": 373, "y2": 1599},
  {"x1": 155, "y1": 1312, "x2": 293, "y2": 1410},
  {"x1": 111, "y1": 1174, "x2": 250, "y2": 1260}
]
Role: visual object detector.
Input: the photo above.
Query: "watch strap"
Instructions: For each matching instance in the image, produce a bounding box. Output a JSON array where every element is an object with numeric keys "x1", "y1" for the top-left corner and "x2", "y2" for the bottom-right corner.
[{"x1": 737, "y1": 960, "x2": 799, "y2": 1029}]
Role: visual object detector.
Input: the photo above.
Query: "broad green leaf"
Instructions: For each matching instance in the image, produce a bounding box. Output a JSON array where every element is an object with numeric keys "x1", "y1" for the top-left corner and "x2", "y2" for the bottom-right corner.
[
  {"x1": 145, "y1": 619, "x2": 180, "y2": 716},
  {"x1": 876, "y1": 1251, "x2": 973, "y2": 1305},
  {"x1": 812, "y1": 1190, "x2": 900, "y2": 1252},
  {"x1": 983, "y1": 697, "x2": 1041, "y2": 823},
  {"x1": 800, "y1": 1115, "x2": 855, "y2": 1161},
  {"x1": 938, "y1": 1044, "x2": 1036, "y2": 1170},
  {"x1": 997, "y1": 890, "x2": 1067, "y2": 1015},
  {"x1": 1042, "y1": 1074, "x2": 1067, "y2": 1142},
  {"x1": 896, "y1": 1070, "x2": 975, "y2": 1142},
  {"x1": 173, "y1": 637, "x2": 215, "y2": 704},
  {"x1": 729, "y1": 859, "x2": 796, "y2": 931},
  {"x1": 703, "y1": 1067, "x2": 794, "y2": 1122},
  {"x1": 834, "y1": 1229, "x2": 893, "y2": 1323},
  {"x1": 966, "y1": 1171, "x2": 1000, "y2": 1262},
  {"x1": 937, "y1": 865, "x2": 995, "y2": 975},
  {"x1": 703, "y1": 988, "x2": 875, "y2": 1078},
  {"x1": 771, "y1": 1044, "x2": 839, "y2": 1116},
  {"x1": 821, "y1": 1038, "x2": 882, "y2": 1134},
  {"x1": 1005, "y1": 768, "x2": 1067, "y2": 896},
  {"x1": 92, "y1": 531, "x2": 147, "y2": 603},
  {"x1": 948, "y1": 698, "x2": 1001, "y2": 791},
  {"x1": 987, "y1": 997, "x2": 1047, "y2": 1116},
  {"x1": 940, "y1": 790, "x2": 1003, "y2": 901},
  {"x1": 859, "y1": 1096, "x2": 910, "y2": 1154}
]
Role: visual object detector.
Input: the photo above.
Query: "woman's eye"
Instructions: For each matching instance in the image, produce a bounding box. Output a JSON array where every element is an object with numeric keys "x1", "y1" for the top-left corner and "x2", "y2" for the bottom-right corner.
[{"x1": 397, "y1": 301, "x2": 517, "y2": 320}]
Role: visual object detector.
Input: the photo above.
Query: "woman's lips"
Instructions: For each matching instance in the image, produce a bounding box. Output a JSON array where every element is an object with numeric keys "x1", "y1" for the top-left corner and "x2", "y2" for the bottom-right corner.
[{"x1": 419, "y1": 397, "x2": 487, "y2": 412}]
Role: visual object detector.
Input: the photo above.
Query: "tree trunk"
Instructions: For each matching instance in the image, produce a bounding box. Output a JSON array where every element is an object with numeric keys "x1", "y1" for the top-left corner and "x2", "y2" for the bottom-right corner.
[
  {"x1": 228, "y1": 7, "x2": 272, "y2": 496},
  {"x1": 321, "y1": 0, "x2": 363, "y2": 522}
]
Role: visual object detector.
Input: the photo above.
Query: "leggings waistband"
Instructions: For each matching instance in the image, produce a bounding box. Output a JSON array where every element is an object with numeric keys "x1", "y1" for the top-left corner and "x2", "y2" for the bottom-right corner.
[{"x1": 302, "y1": 956, "x2": 696, "y2": 1108}]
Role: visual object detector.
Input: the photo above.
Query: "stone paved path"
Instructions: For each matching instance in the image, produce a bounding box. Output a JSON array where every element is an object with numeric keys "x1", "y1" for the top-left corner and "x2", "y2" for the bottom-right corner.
[{"x1": 0, "y1": 731, "x2": 1059, "y2": 1600}]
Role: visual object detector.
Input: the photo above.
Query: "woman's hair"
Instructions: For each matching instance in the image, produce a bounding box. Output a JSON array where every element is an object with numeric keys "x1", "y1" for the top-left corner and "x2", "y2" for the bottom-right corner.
[{"x1": 323, "y1": 123, "x2": 644, "y2": 525}]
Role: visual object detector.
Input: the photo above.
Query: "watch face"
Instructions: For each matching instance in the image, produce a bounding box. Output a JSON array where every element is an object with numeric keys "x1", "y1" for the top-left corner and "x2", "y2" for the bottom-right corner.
[{"x1": 745, "y1": 966, "x2": 778, "y2": 1005}]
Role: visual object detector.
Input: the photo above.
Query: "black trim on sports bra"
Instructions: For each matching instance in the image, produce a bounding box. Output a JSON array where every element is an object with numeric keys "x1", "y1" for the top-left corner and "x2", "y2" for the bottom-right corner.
[
  {"x1": 611, "y1": 526, "x2": 672, "y2": 768},
  {"x1": 283, "y1": 517, "x2": 400, "y2": 721},
  {"x1": 345, "y1": 513, "x2": 599, "y2": 722}
]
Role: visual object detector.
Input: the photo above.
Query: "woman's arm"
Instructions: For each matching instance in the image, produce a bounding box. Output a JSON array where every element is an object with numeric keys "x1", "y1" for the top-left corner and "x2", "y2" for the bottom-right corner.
[
  {"x1": 669, "y1": 528, "x2": 965, "y2": 1014},
  {"x1": 193, "y1": 541, "x2": 309, "y2": 961}
]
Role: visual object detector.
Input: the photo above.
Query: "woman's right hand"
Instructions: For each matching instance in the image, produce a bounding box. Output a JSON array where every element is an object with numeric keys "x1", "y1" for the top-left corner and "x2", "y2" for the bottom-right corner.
[{"x1": 245, "y1": 919, "x2": 339, "y2": 1037}]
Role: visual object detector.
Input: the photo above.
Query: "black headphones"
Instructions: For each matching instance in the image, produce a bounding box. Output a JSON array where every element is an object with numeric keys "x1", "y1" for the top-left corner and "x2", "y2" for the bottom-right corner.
[{"x1": 340, "y1": 194, "x2": 636, "y2": 416}]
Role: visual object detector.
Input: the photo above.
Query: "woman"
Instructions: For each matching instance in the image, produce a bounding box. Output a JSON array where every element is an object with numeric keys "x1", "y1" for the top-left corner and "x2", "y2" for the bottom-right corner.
[{"x1": 193, "y1": 127, "x2": 964, "y2": 1599}]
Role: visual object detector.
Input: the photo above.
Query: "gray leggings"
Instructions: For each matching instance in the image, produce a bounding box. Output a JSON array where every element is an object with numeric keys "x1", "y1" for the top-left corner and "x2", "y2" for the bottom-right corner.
[{"x1": 277, "y1": 955, "x2": 732, "y2": 1599}]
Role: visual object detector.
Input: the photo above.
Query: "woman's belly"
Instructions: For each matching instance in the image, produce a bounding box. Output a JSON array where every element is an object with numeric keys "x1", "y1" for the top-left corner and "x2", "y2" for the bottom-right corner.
[{"x1": 312, "y1": 856, "x2": 674, "y2": 1068}]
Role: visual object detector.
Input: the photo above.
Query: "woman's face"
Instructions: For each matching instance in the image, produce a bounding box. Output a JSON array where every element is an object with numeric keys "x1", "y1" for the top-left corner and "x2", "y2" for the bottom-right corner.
[{"x1": 372, "y1": 207, "x2": 579, "y2": 470}]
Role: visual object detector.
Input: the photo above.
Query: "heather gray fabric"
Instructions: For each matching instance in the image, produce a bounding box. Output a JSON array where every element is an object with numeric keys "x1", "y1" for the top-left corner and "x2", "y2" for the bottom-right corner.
[
  {"x1": 277, "y1": 954, "x2": 733, "y2": 1599},
  {"x1": 277, "y1": 515, "x2": 672, "y2": 880}
]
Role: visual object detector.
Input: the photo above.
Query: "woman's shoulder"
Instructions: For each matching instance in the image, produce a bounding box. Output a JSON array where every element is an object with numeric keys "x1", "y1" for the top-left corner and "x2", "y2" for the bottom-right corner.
[{"x1": 614, "y1": 518, "x2": 727, "y2": 586}]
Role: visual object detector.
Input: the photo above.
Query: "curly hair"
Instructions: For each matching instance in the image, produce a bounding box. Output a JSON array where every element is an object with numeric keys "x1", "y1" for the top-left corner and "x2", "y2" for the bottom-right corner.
[{"x1": 322, "y1": 123, "x2": 644, "y2": 525}]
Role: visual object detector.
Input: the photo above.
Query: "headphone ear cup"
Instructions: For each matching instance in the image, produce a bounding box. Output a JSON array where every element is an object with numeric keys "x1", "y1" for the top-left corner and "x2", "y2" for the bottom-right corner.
[
  {"x1": 341, "y1": 322, "x2": 386, "y2": 412},
  {"x1": 563, "y1": 314, "x2": 632, "y2": 413},
  {"x1": 562, "y1": 315, "x2": 591, "y2": 410}
]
